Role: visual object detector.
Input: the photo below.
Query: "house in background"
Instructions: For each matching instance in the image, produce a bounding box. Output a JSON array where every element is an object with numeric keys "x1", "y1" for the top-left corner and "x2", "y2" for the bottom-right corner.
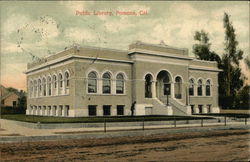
[{"x1": 0, "y1": 85, "x2": 19, "y2": 107}]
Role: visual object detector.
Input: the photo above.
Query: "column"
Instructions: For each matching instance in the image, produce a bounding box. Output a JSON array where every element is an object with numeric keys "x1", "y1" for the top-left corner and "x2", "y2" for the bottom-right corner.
[
  {"x1": 152, "y1": 80, "x2": 156, "y2": 98},
  {"x1": 171, "y1": 82, "x2": 175, "y2": 98}
]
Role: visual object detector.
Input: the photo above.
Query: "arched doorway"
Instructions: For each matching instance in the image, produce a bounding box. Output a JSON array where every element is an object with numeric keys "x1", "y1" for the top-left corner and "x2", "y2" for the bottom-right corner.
[{"x1": 156, "y1": 70, "x2": 172, "y2": 100}]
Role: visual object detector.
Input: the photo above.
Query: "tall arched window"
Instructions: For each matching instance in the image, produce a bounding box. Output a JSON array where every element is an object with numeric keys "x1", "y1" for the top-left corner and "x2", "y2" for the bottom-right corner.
[
  {"x1": 116, "y1": 73, "x2": 124, "y2": 94},
  {"x1": 42, "y1": 78, "x2": 46, "y2": 96},
  {"x1": 48, "y1": 76, "x2": 52, "y2": 96},
  {"x1": 189, "y1": 79, "x2": 194, "y2": 96},
  {"x1": 103, "y1": 72, "x2": 111, "y2": 94},
  {"x1": 65, "y1": 72, "x2": 70, "y2": 94},
  {"x1": 38, "y1": 79, "x2": 42, "y2": 97},
  {"x1": 145, "y1": 74, "x2": 152, "y2": 98},
  {"x1": 34, "y1": 80, "x2": 37, "y2": 97},
  {"x1": 175, "y1": 76, "x2": 182, "y2": 99},
  {"x1": 197, "y1": 79, "x2": 203, "y2": 96},
  {"x1": 65, "y1": 72, "x2": 70, "y2": 87},
  {"x1": 88, "y1": 72, "x2": 97, "y2": 93},
  {"x1": 206, "y1": 80, "x2": 211, "y2": 96},
  {"x1": 58, "y1": 73, "x2": 63, "y2": 95},
  {"x1": 29, "y1": 81, "x2": 33, "y2": 98},
  {"x1": 52, "y1": 75, "x2": 57, "y2": 95}
]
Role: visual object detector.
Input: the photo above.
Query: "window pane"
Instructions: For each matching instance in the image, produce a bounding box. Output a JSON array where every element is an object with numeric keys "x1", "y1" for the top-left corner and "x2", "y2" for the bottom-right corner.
[
  {"x1": 103, "y1": 105, "x2": 111, "y2": 116},
  {"x1": 88, "y1": 79, "x2": 97, "y2": 93},
  {"x1": 88, "y1": 105, "x2": 96, "y2": 116},
  {"x1": 103, "y1": 79, "x2": 111, "y2": 94},
  {"x1": 117, "y1": 105, "x2": 124, "y2": 115},
  {"x1": 116, "y1": 80, "x2": 124, "y2": 94}
]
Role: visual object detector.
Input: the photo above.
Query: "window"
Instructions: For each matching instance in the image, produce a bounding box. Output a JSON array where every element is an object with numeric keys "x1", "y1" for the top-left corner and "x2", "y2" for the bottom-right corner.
[
  {"x1": 65, "y1": 105, "x2": 69, "y2": 117},
  {"x1": 207, "y1": 104, "x2": 211, "y2": 113},
  {"x1": 88, "y1": 105, "x2": 97, "y2": 116},
  {"x1": 116, "y1": 73, "x2": 124, "y2": 94},
  {"x1": 58, "y1": 74, "x2": 63, "y2": 95},
  {"x1": 198, "y1": 105, "x2": 203, "y2": 114},
  {"x1": 206, "y1": 80, "x2": 211, "y2": 96},
  {"x1": 48, "y1": 106, "x2": 51, "y2": 116},
  {"x1": 103, "y1": 72, "x2": 111, "y2": 94},
  {"x1": 197, "y1": 79, "x2": 203, "y2": 96},
  {"x1": 103, "y1": 105, "x2": 111, "y2": 116},
  {"x1": 88, "y1": 72, "x2": 97, "y2": 93},
  {"x1": 191, "y1": 105, "x2": 195, "y2": 114},
  {"x1": 30, "y1": 81, "x2": 33, "y2": 98},
  {"x1": 189, "y1": 79, "x2": 194, "y2": 96},
  {"x1": 13, "y1": 101, "x2": 17, "y2": 107},
  {"x1": 65, "y1": 72, "x2": 70, "y2": 87},
  {"x1": 38, "y1": 79, "x2": 42, "y2": 96},
  {"x1": 175, "y1": 76, "x2": 182, "y2": 99},
  {"x1": 42, "y1": 78, "x2": 46, "y2": 96},
  {"x1": 48, "y1": 77, "x2": 52, "y2": 96},
  {"x1": 34, "y1": 80, "x2": 37, "y2": 97},
  {"x1": 145, "y1": 74, "x2": 152, "y2": 98},
  {"x1": 117, "y1": 105, "x2": 124, "y2": 115},
  {"x1": 53, "y1": 75, "x2": 57, "y2": 88}
]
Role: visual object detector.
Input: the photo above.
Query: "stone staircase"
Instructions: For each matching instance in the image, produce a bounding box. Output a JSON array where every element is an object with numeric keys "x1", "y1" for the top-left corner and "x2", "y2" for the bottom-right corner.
[
  {"x1": 152, "y1": 98, "x2": 173, "y2": 115},
  {"x1": 155, "y1": 97, "x2": 191, "y2": 116}
]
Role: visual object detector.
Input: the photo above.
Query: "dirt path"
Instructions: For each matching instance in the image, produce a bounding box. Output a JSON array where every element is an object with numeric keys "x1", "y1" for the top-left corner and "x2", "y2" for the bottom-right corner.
[{"x1": 1, "y1": 129, "x2": 249, "y2": 161}]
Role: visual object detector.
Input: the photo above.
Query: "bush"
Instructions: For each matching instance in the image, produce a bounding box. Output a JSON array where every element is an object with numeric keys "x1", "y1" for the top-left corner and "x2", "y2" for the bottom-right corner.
[{"x1": 0, "y1": 106, "x2": 26, "y2": 115}]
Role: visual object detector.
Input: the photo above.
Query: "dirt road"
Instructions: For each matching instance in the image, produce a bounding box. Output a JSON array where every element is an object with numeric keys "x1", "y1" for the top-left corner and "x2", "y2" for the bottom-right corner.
[{"x1": 1, "y1": 129, "x2": 249, "y2": 161}]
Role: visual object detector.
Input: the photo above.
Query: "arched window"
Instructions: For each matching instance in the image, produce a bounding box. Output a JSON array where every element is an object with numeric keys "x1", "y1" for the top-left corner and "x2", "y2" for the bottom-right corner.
[
  {"x1": 116, "y1": 73, "x2": 124, "y2": 94},
  {"x1": 38, "y1": 79, "x2": 42, "y2": 97},
  {"x1": 29, "y1": 81, "x2": 33, "y2": 98},
  {"x1": 52, "y1": 75, "x2": 57, "y2": 96},
  {"x1": 145, "y1": 74, "x2": 152, "y2": 98},
  {"x1": 175, "y1": 76, "x2": 182, "y2": 99},
  {"x1": 42, "y1": 78, "x2": 46, "y2": 96},
  {"x1": 197, "y1": 79, "x2": 203, "y2": 96},
  {"x1": 103, "y1": 72, "x2": 111, "y2": 94},
  {"x1": 189, "y1": 79, "x2": 194, "y2": 96},
  {"x1": 59, "y1": 73, "x2": 63, "y2": 88},
  {"x1": 34, "y1": 80, "x2": 37, "y2": 97},
  {"x1": 65, "y1": 72, "x2": 70, "y2": 94},
  {"x1": 53, "y1": 75, "x2": 57, "y2": 88},
  {"x1": 206, "y1": 80, "x2": 211, "y2": 96},
  {"x1": 88, "y1": 72, "x2": 97, "y2": 93},
  {"x1": 65, "y1": 72, "x2": 70, "y2": 87},
  {"x1": 48, "y1": 76, "x2": 52, "y2": 96}
]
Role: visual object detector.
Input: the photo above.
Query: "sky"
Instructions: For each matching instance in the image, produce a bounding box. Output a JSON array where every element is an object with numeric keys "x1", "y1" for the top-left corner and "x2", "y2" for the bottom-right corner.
[{"x1": 0, "y1": 1, "x2": 249, "y2": 90}]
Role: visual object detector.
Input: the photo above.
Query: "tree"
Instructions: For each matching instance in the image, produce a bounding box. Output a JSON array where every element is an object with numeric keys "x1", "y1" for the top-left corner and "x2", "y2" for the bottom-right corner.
[
  {"x1": 244, "y1": 56, "x2": 250, "y2": 69},
  {"x1": 193, "y1": 30, "x2": 222, "y2": 64},
  {"x1": 222, "y1": 12, "x2": 244, "y2": 98}
]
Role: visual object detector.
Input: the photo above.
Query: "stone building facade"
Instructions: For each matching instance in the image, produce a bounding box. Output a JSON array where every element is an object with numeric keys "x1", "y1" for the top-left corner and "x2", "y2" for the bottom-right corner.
[{"x1": 26, "y1": 41, "x2": 221, "y2": 117}]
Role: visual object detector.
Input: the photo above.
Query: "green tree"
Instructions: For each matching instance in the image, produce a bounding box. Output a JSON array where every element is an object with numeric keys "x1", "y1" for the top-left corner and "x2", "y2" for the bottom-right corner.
[{"x1": 192, "y1": 30, "x2": 222, "y2": 64}]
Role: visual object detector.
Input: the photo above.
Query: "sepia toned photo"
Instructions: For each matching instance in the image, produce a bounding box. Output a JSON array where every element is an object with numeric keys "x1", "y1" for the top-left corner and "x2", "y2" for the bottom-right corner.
[{"x1": 0, "y1": 1, "x2": 249, "y2": 161}]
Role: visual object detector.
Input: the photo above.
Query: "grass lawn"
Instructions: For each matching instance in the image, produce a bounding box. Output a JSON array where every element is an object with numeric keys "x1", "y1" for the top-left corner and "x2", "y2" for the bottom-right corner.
[
  {"x1": 0, "y1": 114, "x2": 215, "y2": 124},
  {"x1": 194, "y1": 113, "x2": 250, "y2": 118}
]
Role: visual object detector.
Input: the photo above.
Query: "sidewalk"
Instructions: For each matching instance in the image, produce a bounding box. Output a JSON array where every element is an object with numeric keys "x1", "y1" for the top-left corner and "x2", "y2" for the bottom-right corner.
[{"x1": 0, "y1": 118, "x2": 248, "y2": 137}]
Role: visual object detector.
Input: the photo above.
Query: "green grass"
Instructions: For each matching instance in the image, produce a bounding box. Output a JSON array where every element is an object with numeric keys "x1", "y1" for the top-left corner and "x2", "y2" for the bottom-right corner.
[
  {"x1": 194, "y1": 113, "x2": 250, "y2": 118},
  {"x1": 0, "y1": 114, "x2": 214, "y2": 124}
]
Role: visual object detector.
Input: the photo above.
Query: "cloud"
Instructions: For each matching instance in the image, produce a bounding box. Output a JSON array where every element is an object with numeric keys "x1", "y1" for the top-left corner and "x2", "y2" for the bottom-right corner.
[
  {"x1": 104, "y1": 17, "x2": 136, "y2": 33},
  {"x1": 64, "y1": 27, "x2": 97, "y2": 42},
  {"x1": 59, "y1": 1, "x2": 94, "y2": 14}
]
